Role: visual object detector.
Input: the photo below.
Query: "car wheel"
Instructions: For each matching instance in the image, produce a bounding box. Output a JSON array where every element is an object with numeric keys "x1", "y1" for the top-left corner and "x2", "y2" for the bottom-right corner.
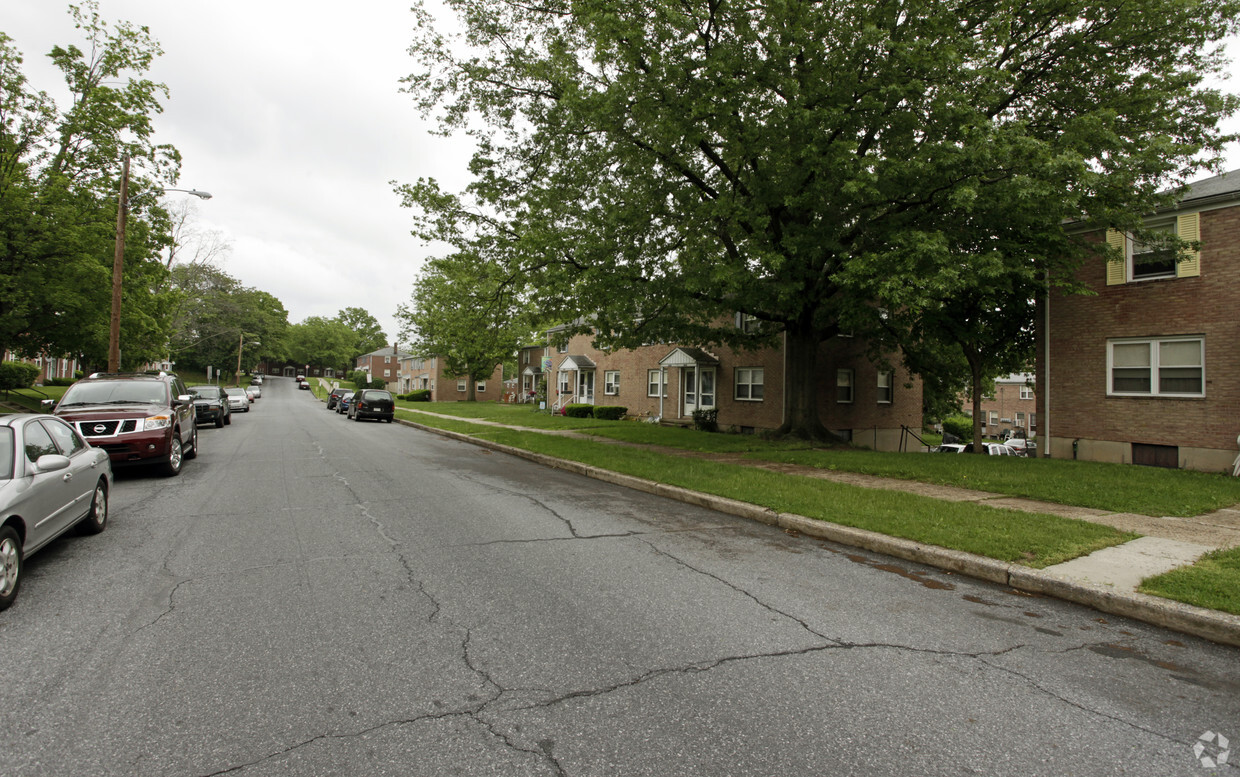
[
  {"x1": 215, "y1": 414, "x2": 225, "y2": 428},
  {"x1": 224, "y1": 413, "x2": 231, "y2": 426},
  {"x1": 0, "y1": 526, "x2": 22, "y2": 611},
  {"x1": 163, "y1": 435, "x2": 183, "y2": 476},
  {"x1": 79, "y1": 479, "x2": 108, "y2": 535},
  {"x1": 183, "y1": 425, "x2": 199, "y2": 460}
]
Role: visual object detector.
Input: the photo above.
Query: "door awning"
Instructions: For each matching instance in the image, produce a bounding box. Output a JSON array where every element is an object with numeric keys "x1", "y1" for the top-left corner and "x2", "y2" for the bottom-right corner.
[
  {"x1": 521, "y1": 365, "x2": 543, "y2": 376},
  {"x1": 658, "y1": 347, "x2": 719, "y2": 367},
  {"x1": 556, "y1": 355, "x2": 596, "y2": 371}
]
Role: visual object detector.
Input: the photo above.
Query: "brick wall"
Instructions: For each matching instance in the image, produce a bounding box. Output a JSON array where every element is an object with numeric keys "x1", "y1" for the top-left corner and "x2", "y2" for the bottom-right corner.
[{"x1": 1039, "y1": 203, "x2": 1240, "y2": 464}]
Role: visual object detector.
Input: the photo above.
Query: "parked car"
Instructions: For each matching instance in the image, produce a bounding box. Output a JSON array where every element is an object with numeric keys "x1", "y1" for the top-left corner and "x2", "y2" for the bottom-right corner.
[
  {"x1": 247, "y1": 383, "x2": 262, "y2": 399},
  {"x1": 938, "y1": 442, "x2": 1018, "y2": 456},
  {"x1": 0, "y1": 414, "x2": 112, "y2": 610},
  {"x1": 326, "y1": 387, "x2": 346, "y2": 410},
  {"x1": 336, "y1": 391, "x2": 355, "y2": 414},
  {"x1": 249, "y1": 375, "x2": 263, "y2": 385},
  {"x1": 245, "y1": 386, "x2": 257, "y2": 403},
  {"x1": 347, "y1": 389, "x2": 395, "y2": 423},
  {"x1": 1004, "y1": 437, "x2": 1037, "y2": 457},
  {"x1": 224, "y1": 387, "x2": 251, "y2": 412},
  {"x1": 189, "y1": 385, "x2": 231, "y2": 428},
  {"x1": 52, "y1": 372, "x2": 197, "y2": 476},
  {"x1": 298, "y1": 380, "x2": 310, "y2": 390}
]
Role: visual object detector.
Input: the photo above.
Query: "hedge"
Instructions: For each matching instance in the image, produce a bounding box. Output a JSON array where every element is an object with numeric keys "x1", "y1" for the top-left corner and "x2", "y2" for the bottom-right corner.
[
  {"x1": 592, "y1": 405, "x2": 627, "y2": 420},
  {"x1": 0, "y1": 361, "x2": 40, "y2": 391},
  {"x1": 564, "y1": 403, "x2": 594, "y2": 418}
]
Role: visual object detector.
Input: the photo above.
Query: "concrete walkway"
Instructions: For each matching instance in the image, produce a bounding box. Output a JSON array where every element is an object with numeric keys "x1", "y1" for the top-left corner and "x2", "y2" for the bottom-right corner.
[{"x1": 384, "y1": 405, "x2": 1240, "y2": 645}]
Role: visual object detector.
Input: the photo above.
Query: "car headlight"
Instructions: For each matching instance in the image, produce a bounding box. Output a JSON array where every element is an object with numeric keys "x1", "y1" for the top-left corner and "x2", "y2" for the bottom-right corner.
[{"x1": 143, "y1": 414, "x2": 173, "y2": 430}]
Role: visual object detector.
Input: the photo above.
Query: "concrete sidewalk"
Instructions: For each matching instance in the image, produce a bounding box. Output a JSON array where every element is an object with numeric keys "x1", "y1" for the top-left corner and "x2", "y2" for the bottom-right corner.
[{"x1": 389, "y1": 406, "x2": 1240, "y2": 646}]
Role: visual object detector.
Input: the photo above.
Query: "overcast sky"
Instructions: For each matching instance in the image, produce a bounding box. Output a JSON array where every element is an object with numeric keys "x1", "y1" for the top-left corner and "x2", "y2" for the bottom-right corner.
[{"x1": 6, "y1": 3, "x2": 1240, "y2": 346}]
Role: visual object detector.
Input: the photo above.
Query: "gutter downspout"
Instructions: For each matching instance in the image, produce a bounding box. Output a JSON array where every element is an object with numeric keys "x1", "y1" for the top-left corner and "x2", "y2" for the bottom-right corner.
[
  {"x1": 1043, "y1": 277, "x2": 1051, "y2": 458},
  {"x1": 659, "y1": 366, "x2": 665, "y2": 420}
]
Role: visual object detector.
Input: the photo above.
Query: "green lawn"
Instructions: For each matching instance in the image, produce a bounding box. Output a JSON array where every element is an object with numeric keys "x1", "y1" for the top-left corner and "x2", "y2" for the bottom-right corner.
[
  {"x1": 395, "y1": 403, "x2": 1240, "y2": 517},
  {"x1": 1140, "y1": 547, "x2": 1240, "y2": 616},
  {"x1": 396, "y1": 409, "x2": 1134, "y2": 568}
]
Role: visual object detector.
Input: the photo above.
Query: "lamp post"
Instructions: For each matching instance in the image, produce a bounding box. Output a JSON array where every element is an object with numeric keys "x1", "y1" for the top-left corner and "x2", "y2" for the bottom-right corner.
[
  {"x1": 236, "y1": 334, "x2": 260, "y2": 386},
  {"x1": 108, "y1": 154, "x2": 212, "y2": 373}
]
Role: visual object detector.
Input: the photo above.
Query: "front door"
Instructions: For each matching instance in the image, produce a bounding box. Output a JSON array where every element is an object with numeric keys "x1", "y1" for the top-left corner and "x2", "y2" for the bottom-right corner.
[
  {"x1": 683, "y1": 367, "x2": 697, "y2": 414},
  {"x1": 683, "y1": 367, "x2": 716, "y2": 416},
  {"x1": 578, "y1": 370, "x2": 595, "y2": 404}
]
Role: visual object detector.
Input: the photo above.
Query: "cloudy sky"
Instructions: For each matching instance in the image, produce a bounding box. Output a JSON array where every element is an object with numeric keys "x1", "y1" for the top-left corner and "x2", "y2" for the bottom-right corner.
[
  {"x1": 6, "y1": 3, "x2": 1240, "y2": 346},
  {"x1": 7, "y1": 1, "x2": 467, "y2": 344}
]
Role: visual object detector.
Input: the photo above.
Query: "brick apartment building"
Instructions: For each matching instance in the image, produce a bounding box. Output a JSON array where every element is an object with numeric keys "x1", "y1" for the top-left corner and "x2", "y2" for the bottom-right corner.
[
  {"x1": 2, "y1": 350, "x2": 80, "y2": 384},
  {"x1": 1036, "y1": 168, "x2": 1240, "y2": 472},
  {"x1": 520, "y1": 321, "x2": 922, "y2": 452},
  {"x1": 356, "y1": 345, "x2": 413, "y2": 391},
  {"x1": 397, "y1": 352, "x2": 504, "y2": 401},
  {"x1": 965, "y1": 373, "x2": 1037, "y2": 438}
]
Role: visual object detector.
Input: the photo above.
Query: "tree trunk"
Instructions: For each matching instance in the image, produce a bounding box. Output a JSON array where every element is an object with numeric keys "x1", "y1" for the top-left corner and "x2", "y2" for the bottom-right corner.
[
  {"x1": 967, "y1": 351, "x2": 985, "y2": 454},
  {"x1": 775, "y1": 325, "x2": 836, "y2": 442}
]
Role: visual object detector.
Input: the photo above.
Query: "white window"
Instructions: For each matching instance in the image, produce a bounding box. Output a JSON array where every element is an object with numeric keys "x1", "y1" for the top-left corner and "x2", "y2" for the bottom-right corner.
[
  {"x1": 476, "y1": 381, "x2": 486, "y2": 393},
  {"x1": 559, "y1": 372, "x2": 571, "y2": 395},
  {"x1": 647, "y1": 369, "x2": 666, "y2": 397},
  {"x1": 604, "y1": 371, "x2": 620, "y2": 395},
  {"x1": 1108, "y1": 337, "x2": 1204, "y2": 396},
  {"x1": 735, "y1": 368, "x2": 764, "y2": 401},
  {"x1": 1129, "y1": 218, "x2": 1178, "y2": 280},
  {"x1": 738, "y1": 313, "x2": 762, "y2": 334},
  {"x1": 1015, "y1": 412, "x2": 1025, "y2": 428},
  {"x1": 876, "y1": 371, "x2": 893, "y2": 404},
  {"x1": 1020, "y1": 385, "x2": 1034, "y2": 400},
  {"x1": 836, "y1": 369, "x2": 854, "y2": 404},
  {"x1": 989, "y1": 411, "x2": 999, "y2": 426},
  {"x1": 384, "y1": 369, "x2": 391, "y2": 378},
  {"x1": 457, "y1": 378, "x2": 467, "y2": 392},
  {"x1": 385, "y1": 356, "x2": 392, "y2": 364}
]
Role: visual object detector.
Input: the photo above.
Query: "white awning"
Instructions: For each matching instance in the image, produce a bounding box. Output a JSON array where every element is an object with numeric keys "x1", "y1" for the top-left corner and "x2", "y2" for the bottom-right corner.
[
  {"x1": 556, "y1": 355, "x2": 597, "y2": 371},
  {"x1": 658, "y1": 347, "x2": 719, "y2": 367}
]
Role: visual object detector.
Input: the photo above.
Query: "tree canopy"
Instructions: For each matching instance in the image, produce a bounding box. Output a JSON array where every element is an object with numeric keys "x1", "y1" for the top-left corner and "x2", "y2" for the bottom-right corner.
[
  {"x1": 396, "y1": 251, "x2": 526, "y2": 400},
  {"x1": 398, "y1": 0, "x2": 1238, "y2": 438},
  {"x1": 1, "y1": 2, "x2": 183, "y2": 369},
  {"x1": 337, "y1": 306, "x2": 389, "y2": 361}
]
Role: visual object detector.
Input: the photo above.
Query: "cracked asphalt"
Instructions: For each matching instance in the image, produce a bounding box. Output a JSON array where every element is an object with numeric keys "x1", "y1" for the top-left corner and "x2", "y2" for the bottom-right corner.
[{"x1": 2, "y1": 378, "x2": 1237, "y2": 776}]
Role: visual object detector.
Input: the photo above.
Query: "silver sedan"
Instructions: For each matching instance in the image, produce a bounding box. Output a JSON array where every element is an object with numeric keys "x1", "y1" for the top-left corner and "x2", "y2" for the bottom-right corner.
[{"x1": 0, "y1": 414, "x2": 112, "y2": 611}]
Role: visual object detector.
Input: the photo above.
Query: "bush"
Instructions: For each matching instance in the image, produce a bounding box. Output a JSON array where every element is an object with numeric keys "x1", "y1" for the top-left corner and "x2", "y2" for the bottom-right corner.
[
  {"x1": 564, "y1": 403, "x2": 594, "y2": 418},
  {"x1": 941, "y1": 414, "x2": 974, "y2": 442},
  {"x1": 0, "y1": 361, "x2": 40, "y2": 391},
  {"x1": 370, "y1": 378, "x2": 387, "y2": 389},
  {"x1": 692, "y1": 408, "x2": 719, "y2": 433},
  {"x1": 593, "y1": 405, "x2": 627, "y2": 420},
  {"x1": 43, "y1": 376, "x2": 77, "y2": 387},
  {"x1": 407, "y1": 390, "x2": 430, "y2": 402}
]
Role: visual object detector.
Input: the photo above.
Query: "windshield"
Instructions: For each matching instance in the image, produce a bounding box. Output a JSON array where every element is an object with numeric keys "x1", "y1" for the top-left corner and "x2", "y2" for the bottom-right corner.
[
  {"x1": 60, "y1": 380, "x2": 167, "y2": 406},
  {"x1": 0, "y1": 428, "x2": 12, "y2": 479},
  {"x1": 224, "y1": 388, "x2": 247, "y2": 397},
  {"x1": 190, "y1": 386, "x2": 222, "y2": 399}
]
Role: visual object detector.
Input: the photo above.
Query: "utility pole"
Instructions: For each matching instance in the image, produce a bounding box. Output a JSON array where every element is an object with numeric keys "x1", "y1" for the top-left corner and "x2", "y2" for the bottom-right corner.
[{"x1": 108, "y1": 155, "x2": 130, "y2": 373}]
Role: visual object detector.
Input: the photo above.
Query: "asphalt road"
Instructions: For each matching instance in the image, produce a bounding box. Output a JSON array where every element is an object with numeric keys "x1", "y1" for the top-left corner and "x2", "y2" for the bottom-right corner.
[{"x1": 3, "y1": 377, "x2": 1238, "y2": 776}]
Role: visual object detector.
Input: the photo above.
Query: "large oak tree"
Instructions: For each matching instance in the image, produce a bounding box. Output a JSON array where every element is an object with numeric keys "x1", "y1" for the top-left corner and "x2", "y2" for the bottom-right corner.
[{"x1": 397, "y1": 0, "x2": 1238, "y2": 439}]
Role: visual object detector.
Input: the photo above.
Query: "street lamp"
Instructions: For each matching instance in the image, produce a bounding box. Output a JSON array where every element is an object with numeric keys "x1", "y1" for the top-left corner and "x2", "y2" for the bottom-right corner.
[{"x1": 108, "y1": 154, "x2": 213, "y2": 373}]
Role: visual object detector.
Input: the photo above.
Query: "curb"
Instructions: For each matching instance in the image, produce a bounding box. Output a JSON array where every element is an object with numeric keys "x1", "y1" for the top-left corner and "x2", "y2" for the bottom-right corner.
[{"x1": 396, "y1": 416, "x2": 1240, "y2": 648}]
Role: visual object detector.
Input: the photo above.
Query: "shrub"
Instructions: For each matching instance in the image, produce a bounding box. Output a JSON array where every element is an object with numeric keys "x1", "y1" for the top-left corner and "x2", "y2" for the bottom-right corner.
[
  {"x1": 593, "y1": 405, "x2": 627, "y2": 420},
  {"x1": 407, "y1": 389, "x2": 431, "y2": 402},
  {"x1": 941, "y1": 414, "x2": 974, "y2": 442},
  {"x1": 44, "y1": 376, "x2": 77, "y2": 387},
  {"x1": 692, "y1": 408, "x2": 719, "y2": 433},
  {"x1": 0, "y1": 361, "x2": 40, "y2": 391},
  {"x1": 370, "y1": 378, "x2": 387, "y2": 389},
  {"x1": 564, "y1": 403, "x2": 594, "y2": 418}
]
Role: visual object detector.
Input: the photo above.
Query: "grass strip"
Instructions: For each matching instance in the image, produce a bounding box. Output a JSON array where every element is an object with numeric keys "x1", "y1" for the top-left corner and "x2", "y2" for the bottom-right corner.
[
  {"x1": 1139, "y1": 547, "x2": 1240, "y2": 616},
  {"x1": 398, "y1": 410, "x2": 1134, "y2": 568},
  {"x1": 751, "y1": 449, "x2": 1240, "y2": 518}
]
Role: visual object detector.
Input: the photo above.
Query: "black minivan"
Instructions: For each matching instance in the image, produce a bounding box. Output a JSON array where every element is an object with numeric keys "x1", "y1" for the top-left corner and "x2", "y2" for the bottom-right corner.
[{"x1": 347, "y1": 389, "x2": 395, "y2": 423}]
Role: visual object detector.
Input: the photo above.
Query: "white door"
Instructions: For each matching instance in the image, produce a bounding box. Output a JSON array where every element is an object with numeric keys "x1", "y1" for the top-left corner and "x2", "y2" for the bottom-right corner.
[
  {"x1": 578, "y1": 371, "x2": 595, "y2": 404},
  {"x1": 699, "y1": 368, "x2": 716, "y2": 409},
  {"x1": 683, "y1": 367, "x2": 697, "y2": 414}
]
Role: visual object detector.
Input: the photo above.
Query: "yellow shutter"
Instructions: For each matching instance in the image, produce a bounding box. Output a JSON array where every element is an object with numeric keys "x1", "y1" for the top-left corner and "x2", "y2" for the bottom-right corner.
[
  {"x1": 1177, "y1": 212, "x2": 1201, "y2": 278},
  {"x1": 1105, "y1": 229, "x2": 1126, "y2": 285}
]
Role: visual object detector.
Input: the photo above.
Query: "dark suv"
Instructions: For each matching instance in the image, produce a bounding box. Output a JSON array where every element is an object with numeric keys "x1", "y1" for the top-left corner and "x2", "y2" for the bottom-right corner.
[
  {"x1": 189, "y1": 385, "x2": 231, "y2": 428},
  {"x1": 53, "y1": 372, "x2": 198, "y2": 476},
  {"x1": 347, "y1": 389, "x2": 395, "y2": 422}
]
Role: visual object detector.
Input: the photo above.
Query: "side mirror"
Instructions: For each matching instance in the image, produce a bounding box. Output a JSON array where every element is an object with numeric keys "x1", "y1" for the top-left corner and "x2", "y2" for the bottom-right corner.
[
  {"x1": 175, "y1": 394, "x2": 193, "y2": 404},
  {"x1": 33, "y1": 454, "x2": 71, "y2": 473},
  {"x1": 40, "y1": 399, "x2": 56, "y2": 411}
]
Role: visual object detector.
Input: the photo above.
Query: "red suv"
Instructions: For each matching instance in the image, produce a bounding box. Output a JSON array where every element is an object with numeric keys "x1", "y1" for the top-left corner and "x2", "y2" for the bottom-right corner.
[{"x1": 53, "y1": 372, "x2": 199, "y2": 476}]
